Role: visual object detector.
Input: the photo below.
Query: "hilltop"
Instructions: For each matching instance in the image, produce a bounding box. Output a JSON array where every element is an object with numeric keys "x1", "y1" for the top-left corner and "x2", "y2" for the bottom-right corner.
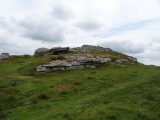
[{"x1": 0, "y1": 45, "x2": 160, "y2": 120}]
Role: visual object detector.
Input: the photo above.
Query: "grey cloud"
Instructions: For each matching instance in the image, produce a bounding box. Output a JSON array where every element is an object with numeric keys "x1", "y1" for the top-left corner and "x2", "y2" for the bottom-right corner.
[
  {"x1": 0, "y1": 17, "x2": 17, "y2": 33},
  {"x1": 75, "y1": 21, "x2": 101, "y2": 32},
  {"x1": 51, "y1": 5, "x2": 73, "y2": 20},
  {"x1": 100, "y1": 40, "x2": 144, "y2": 54},
  {"x1": 19, "y1": 17, "x2": 65, "y2": 42}
]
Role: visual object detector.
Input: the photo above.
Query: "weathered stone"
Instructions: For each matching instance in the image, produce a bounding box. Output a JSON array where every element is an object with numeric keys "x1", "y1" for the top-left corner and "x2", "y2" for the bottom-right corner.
[
  {"x1": 115, "y1": 60, "x2": 122, "y2": 63},
  {"x1": 49, "y1": 47, "x2": 70, "y2": 54},
  {"x1": 0, "y1": 53, "x2": 10, "y2": 60},
  {"x1": 71, "y1": 61, "x2": 80, "y2": 66},
  {"x1": 127, "y1": 57, "x2": 137, "y2": 62},
  {"x1": 132, "y1": 57, "x2": 137, "y2": 62},
  {"x1": 36, "y1": 55, "x2": 111, "y2": 72},
  {"x1": 46, "y1": 60, "x2": 72, "y2": 67},
  {"x1": 34, "y1": 47, "x2": 70, "y2": 55},
  {"x1": 120, "y1": 59, "x2": 129, "y2": 62},
  {"x1": 115, "y1": 59, "x2": 129, "y2": 63},
  {"x1": 127, "y1": 57, "x2": 132, "y2": 61},
  {"x1": 96, "y1": 56, "x2": 111, "y2": 63},
  {"x1": 70, "y1": 45, "x2": 112, "y2": 53},
  {"x1": 36, "y1": 65, "x2": 47, "y2": 72},
  {"x1": 34, "y1": 48, "x2": 49, "y2": 55}
]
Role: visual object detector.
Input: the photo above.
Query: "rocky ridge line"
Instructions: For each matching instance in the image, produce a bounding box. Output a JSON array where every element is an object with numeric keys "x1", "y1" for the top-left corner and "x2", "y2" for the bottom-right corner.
[
  {"x1": 34, "y1": 45, "x2": 112, "y2": 55},
  {"x1": 70, "y1": 45, "x2": 112, "y2": 52}
]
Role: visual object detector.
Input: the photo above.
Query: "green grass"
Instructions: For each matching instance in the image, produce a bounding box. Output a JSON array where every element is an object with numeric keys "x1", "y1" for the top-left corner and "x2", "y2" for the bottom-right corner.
[{"x1": 0, "y1": 53, "x2": 160, "y2": 120}]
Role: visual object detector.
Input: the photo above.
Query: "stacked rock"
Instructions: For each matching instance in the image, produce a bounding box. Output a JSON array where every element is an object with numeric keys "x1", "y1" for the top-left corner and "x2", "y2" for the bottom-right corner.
[
  {"x1": 34, "y1": 45, "x2": 112, "y2": 55},
  {"x1": 34, "y1": 47, "x2": 70, "y2": 55},
  {"x1": 70, "y1": 45, "x2": 112, "y2": 53},
  {"x1": 36, "y1": 55, "x2": 111, "y2": 72}
]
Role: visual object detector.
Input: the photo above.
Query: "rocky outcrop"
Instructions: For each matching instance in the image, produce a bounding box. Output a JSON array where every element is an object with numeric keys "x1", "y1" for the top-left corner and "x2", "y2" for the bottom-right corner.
[
  {"x1": 34, "y1": 45, "x2": 138, "y2": 72},
  {"x1": 36, "y1": 55, "x2": 111, "y2": 72},
  {"x1": 70, "y1": 45, "x2": 112, "y2": 53},
  {"x1": 34, "y1": 45, "x2": 112, "y2": 55},
  {"x1": 0, "y1": 53, "x2": 10, "y2": 60},
  {"x1": 36, "y1": 55, "x2": 138, "y2": 72}
]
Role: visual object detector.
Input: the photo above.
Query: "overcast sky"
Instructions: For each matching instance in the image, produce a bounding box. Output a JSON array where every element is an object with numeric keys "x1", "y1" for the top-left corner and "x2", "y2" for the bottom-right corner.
[{"x1": 0, "y1": 0, "x2": 160, "y2": 66}]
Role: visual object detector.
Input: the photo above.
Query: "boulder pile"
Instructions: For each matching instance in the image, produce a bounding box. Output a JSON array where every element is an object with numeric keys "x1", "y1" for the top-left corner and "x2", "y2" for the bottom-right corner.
[
  {"x1": 0, "y1": 53, "x2": 10, "y2": 60},
  {"x1": 70, "y1": 45, "x2": 112, "y2": 52},
  {"x1": 36, "y1": 55, "x2": 111, "y2": 72}
]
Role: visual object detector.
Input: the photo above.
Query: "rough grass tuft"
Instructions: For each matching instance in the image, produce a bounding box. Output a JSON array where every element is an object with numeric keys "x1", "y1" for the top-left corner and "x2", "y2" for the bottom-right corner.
[{"x1": 38, "y1": 93, "x2": 49, "y2": 100}]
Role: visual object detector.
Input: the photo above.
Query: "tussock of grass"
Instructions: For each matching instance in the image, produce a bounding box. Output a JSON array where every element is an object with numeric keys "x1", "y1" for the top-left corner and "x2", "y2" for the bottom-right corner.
[{"x1": 38, "y1": 93, "x2": 49, "y2": 100}]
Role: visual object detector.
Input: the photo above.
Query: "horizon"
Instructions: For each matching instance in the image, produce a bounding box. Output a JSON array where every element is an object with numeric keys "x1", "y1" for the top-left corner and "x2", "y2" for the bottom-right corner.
[{"x1": 1, "y1": 44, "x2": 159, "y2": 66}]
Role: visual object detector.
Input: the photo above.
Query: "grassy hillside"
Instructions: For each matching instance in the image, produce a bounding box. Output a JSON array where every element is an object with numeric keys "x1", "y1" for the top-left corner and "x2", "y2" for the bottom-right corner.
[{"x1": 0, "y1": 52, "x2": 160, "y2": 120}]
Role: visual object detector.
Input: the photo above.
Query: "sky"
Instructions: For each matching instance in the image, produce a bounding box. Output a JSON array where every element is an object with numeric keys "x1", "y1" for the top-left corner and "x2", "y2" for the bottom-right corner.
[{"x1": 0, "y1": 0, "x2": 160, "y2": 66}]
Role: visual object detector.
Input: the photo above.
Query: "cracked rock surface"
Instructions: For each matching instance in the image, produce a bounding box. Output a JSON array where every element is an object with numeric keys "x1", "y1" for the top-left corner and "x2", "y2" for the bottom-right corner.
[{"x1": 36, "y1": 55, "x2": 111, "y2": 72}]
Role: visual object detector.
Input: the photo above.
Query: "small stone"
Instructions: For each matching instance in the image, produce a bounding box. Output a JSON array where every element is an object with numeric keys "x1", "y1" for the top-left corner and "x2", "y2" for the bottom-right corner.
[{"x1": 0, "y1": 53, "x2": 10, "y2": 60}]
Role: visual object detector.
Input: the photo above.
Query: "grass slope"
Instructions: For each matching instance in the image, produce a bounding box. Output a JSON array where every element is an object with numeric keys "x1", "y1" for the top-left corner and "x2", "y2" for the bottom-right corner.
[{"x1": 0, "y1": 53, "x2": 160, "y2": 120}]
